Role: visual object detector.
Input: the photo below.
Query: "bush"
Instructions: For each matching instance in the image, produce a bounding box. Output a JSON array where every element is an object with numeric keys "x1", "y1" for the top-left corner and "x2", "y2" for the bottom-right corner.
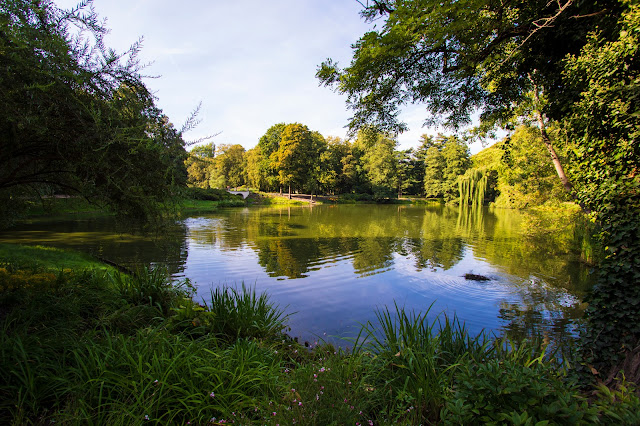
[
  {"x1": 337, "y1": 193, "x2": 374, "y2": 203},
  {"x1": 351, "y1": 304, "x2": 492, "y2": 423},
  {"x1": 108, "y1": 266, "x2": 193, "y2": 316},
  {"x1": 441, "y1": 356, "x2": 595, "y2": 425},
  {"x1": 169, "y1": 284, "x2": 290, "y2": 342},
  {"x1": 184, "y1": 187, "x2": 239, "y2": 201}
]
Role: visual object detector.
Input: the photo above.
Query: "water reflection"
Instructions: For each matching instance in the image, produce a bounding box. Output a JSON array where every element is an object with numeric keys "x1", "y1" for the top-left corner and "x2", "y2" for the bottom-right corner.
[
  {"x1": 183, "y1": 204, "x2": 596, "y2": 346},
  {"x1": 0, "y1": 217, "x2": 189, "y2": 276},
  {"x1": 0, "y1": 204, "x2": 597, "y2": 348}
]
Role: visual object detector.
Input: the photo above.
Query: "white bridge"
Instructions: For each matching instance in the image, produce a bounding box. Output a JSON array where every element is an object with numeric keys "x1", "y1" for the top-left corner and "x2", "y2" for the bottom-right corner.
[{"x1": 227, "y1": 190, "x2": 250, "y2": 199}]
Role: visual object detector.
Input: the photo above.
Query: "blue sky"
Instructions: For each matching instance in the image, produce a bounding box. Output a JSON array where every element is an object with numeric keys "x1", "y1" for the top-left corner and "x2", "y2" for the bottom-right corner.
[{"x1": 55, "y1": 0, "x2": 487, "y2": 153}]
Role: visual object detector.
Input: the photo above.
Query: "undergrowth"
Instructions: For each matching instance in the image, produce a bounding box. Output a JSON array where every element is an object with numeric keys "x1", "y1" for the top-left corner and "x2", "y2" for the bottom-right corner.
[{"x1": 0, "y1": 246, "x2": 639, "y2": 425}]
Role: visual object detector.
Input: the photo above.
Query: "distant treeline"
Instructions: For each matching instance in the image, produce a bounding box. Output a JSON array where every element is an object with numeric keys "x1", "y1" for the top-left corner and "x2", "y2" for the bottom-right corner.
[{"x1": 186, "y1": 123, "x2": 567, "y2": 207}]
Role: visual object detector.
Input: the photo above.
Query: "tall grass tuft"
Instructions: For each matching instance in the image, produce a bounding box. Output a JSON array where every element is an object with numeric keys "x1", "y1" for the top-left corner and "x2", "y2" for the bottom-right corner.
[
  {"x1": 108, "y1": 266, "x2": 192, "y2": 316},
  {"x1": 62, "y1": 329, "x2": 282, "y2": 424},
  {"x1": 353, "y1": 302, "x2": 492, "y2": 423},
  {"x1": 204, "y1": 284, "x2": 290, "y2": 341}
]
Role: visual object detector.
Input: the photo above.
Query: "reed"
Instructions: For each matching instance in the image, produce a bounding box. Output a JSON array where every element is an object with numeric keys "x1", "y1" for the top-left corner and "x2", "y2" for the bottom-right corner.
[
  {"x1": 204, "y1": 283, "x2": 290, "y2": 341},
  {"x1": 352, "y1": 302, "x2": 492, "y2": 423},
  {"x1": 107, "y1": 266, "x2": 192, "y2": 316}
]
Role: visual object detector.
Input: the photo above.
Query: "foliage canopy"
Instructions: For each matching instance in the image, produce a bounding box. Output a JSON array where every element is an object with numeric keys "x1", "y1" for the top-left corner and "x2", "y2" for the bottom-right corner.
[
  {"x1": 317, "y1": 0, "x2": 621, "y2": 135},
  {"x1": 0, "y1": 0, "x2": 188, "y2": 221}
]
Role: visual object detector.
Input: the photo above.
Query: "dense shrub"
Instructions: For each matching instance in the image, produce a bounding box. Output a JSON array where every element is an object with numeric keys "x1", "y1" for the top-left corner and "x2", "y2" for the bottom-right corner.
[
  {"x1": 337, "y1": 193, "x2": 374, "y2": 203},
  {"x1": 184, "y1": 187, "x2": 238, "y2": 201},
  {"x1": 441, "y1": 357, "x2": 593, "y2": 424}
]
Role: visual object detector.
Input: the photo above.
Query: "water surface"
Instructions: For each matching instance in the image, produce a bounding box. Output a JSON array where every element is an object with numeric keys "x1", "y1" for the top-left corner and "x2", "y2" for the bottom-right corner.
[{"x1": 1, "y1": 204, "x2": 595, "y2": 348}]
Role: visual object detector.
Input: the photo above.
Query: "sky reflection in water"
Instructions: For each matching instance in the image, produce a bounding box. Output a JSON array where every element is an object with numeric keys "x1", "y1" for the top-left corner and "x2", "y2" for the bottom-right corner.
[
  {"x1": 0, "y1": 204, "x2": 594, "y2": 350},
  {"x1": 181, "y1": 204, "x2": 594, "y2": 348}
]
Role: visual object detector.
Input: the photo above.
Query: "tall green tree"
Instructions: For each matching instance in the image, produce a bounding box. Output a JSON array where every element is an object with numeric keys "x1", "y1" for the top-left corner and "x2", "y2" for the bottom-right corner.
[
  {"x1": 257, "y1": 123, "x2": 287, "y2": 191},
  {"x1": 317, "y1": 137, "x2": 337, "y2": 194},
  {"x1": 493, "y1": 125, "x2": 567, "y2": 208},
  {"x1": 317, "y1": 0, "x2": 622, "y2": 197},
  {"x1": 307, "y1": 131, "x2": 328, "y2": 197},
  {"x1": 185, "y1": 142, "x2": 216, "y2": 188},
  {"x1": 190, "y1": 142, "x2": 216, "y2": 159},
  {"x1": 341, "y1": 144, "x2": 367, "y2": 194},
  {"x1": 245, "y1": 147, "x2": 266, "y2": 191},
  {"x1": 356, "y1": 129, "x2": 398, "y2": 199},
  {"x1": 441, "y1": 136, "x2": 470, "y2": 202},
  {"x1": 272, "y1": 124, "x2": 317, "y2": 197},
  {"x1": 0, "y1": 0, "x2": 187, "y2": 221},
  {"x1": 423, "y1": 146, "x2": 445, "y2": 198},
  {"x1": 396, "y1": 149, "x2": 414, "y2": 198},
  {"x1": 216, "y1": 144, "x2": 246, "y2": 189}
]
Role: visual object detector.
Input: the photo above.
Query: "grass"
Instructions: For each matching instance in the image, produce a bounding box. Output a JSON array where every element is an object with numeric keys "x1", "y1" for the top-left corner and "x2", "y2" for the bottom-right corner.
[
  {"x1": 14, "y1": 192, "x2": 246, "y2": 221},
  {"x1": 203, "y1": 284, "x2": 291, "y2": 341},
  {"x1": 22, "y1": 197, "x2": 105, "y2": 217},
  {"x1": 0, "y1": 243, "x2": 117, "y2": 272},
  {"x1": 178, "y1": 198, "x2": 246, "y2": 213},
  {"x1": 251, "y1": 192, "x2": 312, "y2": 206},
  {"x1": 1, "y1": 244, "x2": 639, "y2": 425}
]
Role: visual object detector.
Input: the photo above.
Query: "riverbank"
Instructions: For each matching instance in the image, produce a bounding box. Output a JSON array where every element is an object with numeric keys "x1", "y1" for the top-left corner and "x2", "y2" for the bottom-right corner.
[
  {"x1": 16, "y1": 192, "x2": 580, "y2": 221},
  {"x1": 1, "y1": 244, "x2": 637, "y2": 424},
  {"x1": 248, "y1": 191, "x2": 447, "y2": 205},
  {"x1": 12, "y1": 191, "x2": 246, "y2": 220}
]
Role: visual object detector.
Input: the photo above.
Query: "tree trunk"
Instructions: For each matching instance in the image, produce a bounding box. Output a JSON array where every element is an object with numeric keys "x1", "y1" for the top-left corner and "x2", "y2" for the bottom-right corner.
[
  {"x1": 288, "y1": 185, "x2": 291, "y2": 199},
  {"x1": 529, "y1": 74, "x2": 573, "y2": 194},
  {"x1": 529, "y1": 74, "x2": 590, "y2": 213},
  {"x1": 534, "y1": 109, "x2": 573, "y2": 193}
]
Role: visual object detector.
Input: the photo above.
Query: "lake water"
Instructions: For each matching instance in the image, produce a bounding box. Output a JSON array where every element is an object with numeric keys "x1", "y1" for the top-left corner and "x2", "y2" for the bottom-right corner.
[{"x1": 1, "y1": 204, "x2": 596, "y2": 348}]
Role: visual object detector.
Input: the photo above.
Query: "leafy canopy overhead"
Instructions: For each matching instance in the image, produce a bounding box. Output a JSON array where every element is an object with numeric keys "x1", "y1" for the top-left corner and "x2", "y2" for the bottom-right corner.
[
  {"x1": 0, "y1": 0, "x2": 188, "y2": 220},
  {"x1": 317, "y1": 0, "x2": 621, "y2": 135}
]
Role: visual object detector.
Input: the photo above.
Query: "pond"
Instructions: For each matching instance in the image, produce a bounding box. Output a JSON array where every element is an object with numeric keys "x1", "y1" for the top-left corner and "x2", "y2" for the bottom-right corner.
[{"x1": 1, "y1": 204, "x2": 596, "y2": 349}]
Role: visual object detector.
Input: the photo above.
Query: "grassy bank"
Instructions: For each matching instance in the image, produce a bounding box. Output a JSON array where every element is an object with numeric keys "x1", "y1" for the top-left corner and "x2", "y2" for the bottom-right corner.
[
  {"x1": 1, "y1": 245, "x2": 638, "y2": 425},
  {"x1": 0, "y1": 243, "x2": 118, "y2": 272},
  {"x1": 21, "y1": 197, "x2": 110, "y2": 218},
  {"x1": 15, "y1": 189, "x2": 247, "y2": 220}
]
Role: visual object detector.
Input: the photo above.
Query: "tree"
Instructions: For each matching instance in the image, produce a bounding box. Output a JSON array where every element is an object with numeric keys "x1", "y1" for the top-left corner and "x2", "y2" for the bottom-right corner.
[
  {"x1": 317, "y1": 0, "x2": 622, "y2": 198},
  {"x1": 341, "y1": 146, "x2": 367, "y2": 194},
  {"x1": 423, "y1": 146, "x2": 445, "y2": 198},
  {"x1": 441, "y1": 137, "x2": 470, "y2": 202},
  {"x1": 356, "y1": 129, "x2": 398, "y2": 199},
  {"x1": 562, "y1": 1, "x2": 640, "y2": 383},
  {"x1": 216, "y1": 144, "x2": 246, "y2": 189},
  {"x1": 317, "y1": 136, "x2": 345, "y2": 194},
  {"x1": 396, "y1": 149, "x2": 413, "y2": 198},
  {"x1": 256, "y1": 123, "x2": 287, "y2": 191},
  {"x1": 319, "y1": 0, "x2": 620, "y2": 130},
  {"x1": 0, "y1": 0, "x2": 188, "y2": 221},
  {"x1": 493, "y1": 125, "x2": 567, "y2": 208},
  {"x1": 307, "y1": 131, "x2": 328, "y2": 197},
  {"x1": 272, "y1": 124, "x2": 317, "y2": 197},
  {"x1": 185, "y1": 143, "x2": 216, "y2": 188},
  {"x1": 245, "y1": 147, "x2": 266, "y2": 191},
  {"x1": 191, "y1": 142, "x2": 216, "y2": 159}
]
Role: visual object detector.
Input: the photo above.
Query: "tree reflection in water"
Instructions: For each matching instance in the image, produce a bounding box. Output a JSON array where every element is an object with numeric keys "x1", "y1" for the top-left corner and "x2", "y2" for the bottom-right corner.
[{"x1": 1, "y1": 204, "x2": 598, "y2": 347}]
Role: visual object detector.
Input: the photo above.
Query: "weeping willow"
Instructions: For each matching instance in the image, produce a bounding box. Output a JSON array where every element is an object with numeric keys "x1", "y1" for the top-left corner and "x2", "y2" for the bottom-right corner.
[{"x1": 458, "y1": 169, "x2": 488, "y2": 207}]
